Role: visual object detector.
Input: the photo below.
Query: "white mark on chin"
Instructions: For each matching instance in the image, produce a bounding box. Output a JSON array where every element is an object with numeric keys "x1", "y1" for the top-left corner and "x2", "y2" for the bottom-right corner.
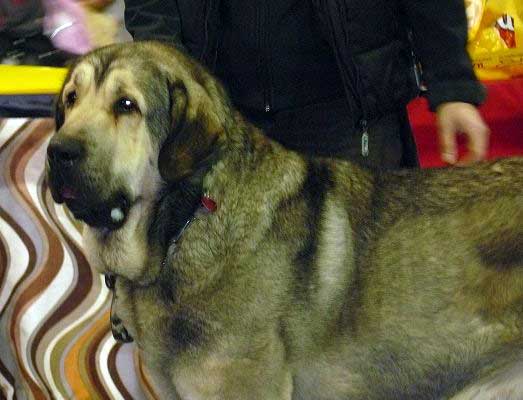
[{"x1": 111, "y1": 208, "x2": 124, "y2": 222}]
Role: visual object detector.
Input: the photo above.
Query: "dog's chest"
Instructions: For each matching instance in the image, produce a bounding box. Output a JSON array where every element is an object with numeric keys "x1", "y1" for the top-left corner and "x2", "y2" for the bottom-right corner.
[
  {"x1": 116, "y1": 282, "x2": 209, "y2": 358},
  {"x1": 83, "y1": 225, "x2": 155, "y2": 281}
]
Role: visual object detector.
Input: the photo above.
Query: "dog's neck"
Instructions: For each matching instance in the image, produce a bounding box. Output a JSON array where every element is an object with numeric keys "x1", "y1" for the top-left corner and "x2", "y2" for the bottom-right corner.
[
  {"x1": 148, "y1": 180, "x2": 203, "y2": 250},
  {"x1": 154, "y1": 111, "x2": 259, "y2": 231},
  {"x1": 83, "y1": 195, "x2": 164, "y2": 285},
  {"x1": 85, "y1": 115, "x2": 280, "y2": 289}
]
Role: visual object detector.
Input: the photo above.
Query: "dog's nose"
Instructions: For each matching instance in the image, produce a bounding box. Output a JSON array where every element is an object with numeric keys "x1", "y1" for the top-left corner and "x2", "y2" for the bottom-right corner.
[{"x1": 47, "y1": 139, "x2": 85, "y2": 167}]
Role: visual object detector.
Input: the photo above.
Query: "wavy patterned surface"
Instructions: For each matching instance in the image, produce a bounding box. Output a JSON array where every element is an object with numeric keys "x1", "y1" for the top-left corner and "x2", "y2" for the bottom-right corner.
[{"x1": 0, "y1": 119, "x2": 159, "y2": 400}]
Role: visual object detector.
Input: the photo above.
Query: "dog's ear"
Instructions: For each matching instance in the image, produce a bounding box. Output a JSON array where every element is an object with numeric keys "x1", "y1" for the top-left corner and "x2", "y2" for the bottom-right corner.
[{"x1": 158, "y1": 74, "x2": 225, "y2": 182}]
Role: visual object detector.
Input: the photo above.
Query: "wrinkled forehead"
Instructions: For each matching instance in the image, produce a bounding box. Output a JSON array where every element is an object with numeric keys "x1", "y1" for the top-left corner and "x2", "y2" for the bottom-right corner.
[{"x1": 64, "y1": 50, "x2": 167, "y2": 108}]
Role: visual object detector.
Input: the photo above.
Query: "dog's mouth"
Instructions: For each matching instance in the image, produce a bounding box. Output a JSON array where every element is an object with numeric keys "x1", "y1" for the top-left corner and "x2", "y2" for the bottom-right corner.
[
  {"x1": 66, "y1": 191, "x2": 131, "y2": 232},
  {"x1": 48, "y1": 174, "x2": 132, "y2": 232}
]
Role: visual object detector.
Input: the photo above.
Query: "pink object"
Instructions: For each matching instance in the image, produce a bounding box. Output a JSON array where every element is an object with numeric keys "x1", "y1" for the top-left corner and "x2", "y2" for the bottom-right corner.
[{"x1": 43, "y1": 0, "x2": 92, "y2": 55}]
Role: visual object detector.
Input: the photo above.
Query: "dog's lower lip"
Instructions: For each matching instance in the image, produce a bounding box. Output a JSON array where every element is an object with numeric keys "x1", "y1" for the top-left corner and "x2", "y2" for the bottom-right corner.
[
  {"x1": 62, "y1": 186, "x2": 77, "y2": 200},
  {"x1": 65, "y1": 194, "x2": 134, "y2": 233}
]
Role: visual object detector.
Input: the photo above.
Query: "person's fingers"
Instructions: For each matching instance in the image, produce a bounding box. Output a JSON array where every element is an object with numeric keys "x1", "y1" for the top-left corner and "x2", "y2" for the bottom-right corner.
[
  {"x1": 463, "y1": 119, "x2": 490, "y2": 164},
  {"x1": 437, "y1": 102, "x2": 490, "y2": 166},
  {"x1": 438, "y1": 123, "x2": 458, "y2": 165}
]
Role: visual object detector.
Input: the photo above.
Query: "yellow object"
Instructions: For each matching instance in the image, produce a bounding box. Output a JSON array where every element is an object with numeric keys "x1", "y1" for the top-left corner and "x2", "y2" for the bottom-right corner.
[
  {"x1": 466, "y1": 0, "x2": 486, "y2": 40},
  {"x1": 466, "y1": 0, "x2": 523, "y2": 80},
  {"x1": 0, "y1": 65, "x2": 68, "y2": 95}
]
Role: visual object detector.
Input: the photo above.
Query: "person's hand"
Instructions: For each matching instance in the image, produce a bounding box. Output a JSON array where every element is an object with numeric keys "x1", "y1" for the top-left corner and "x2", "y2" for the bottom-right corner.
[{"x1": 436, "y1": 102, "x2": 490, "y2": 165}]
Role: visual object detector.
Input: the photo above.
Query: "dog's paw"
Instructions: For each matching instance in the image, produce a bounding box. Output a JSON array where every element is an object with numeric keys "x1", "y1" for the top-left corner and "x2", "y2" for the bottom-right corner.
[
  {"x1": 106, "y1": 274, "x2": 133, "y2": 343},
  {"x1": 105, "y1": 273, "x2": 116, "y2": 289},
  {"x1": 111, "y1": 314, "x2": 134, "y2": 343}
]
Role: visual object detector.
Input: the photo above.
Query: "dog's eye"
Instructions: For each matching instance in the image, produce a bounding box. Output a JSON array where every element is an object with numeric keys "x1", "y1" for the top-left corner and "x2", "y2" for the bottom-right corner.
[
  {"x1": 115, "y1": 98, "x2": 138, "y2": 114},
  {"x1": 65, "y1": 91, "x2": 77, "y2": 108}
]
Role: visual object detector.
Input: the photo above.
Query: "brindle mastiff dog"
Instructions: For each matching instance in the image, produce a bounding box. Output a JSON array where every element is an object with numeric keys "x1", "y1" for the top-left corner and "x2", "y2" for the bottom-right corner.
[{"x1": 46, "y1": 41, "x2": 523, "y2": 399}]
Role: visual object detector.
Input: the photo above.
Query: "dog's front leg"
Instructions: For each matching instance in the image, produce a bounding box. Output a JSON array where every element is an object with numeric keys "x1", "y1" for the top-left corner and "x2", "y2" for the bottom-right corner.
[
  {"x1": 144, "y1": 363, "x2": 183, "y2": 400},
  {"x1": 174, "y1": 333, "x2": 293, "y2": 400}
]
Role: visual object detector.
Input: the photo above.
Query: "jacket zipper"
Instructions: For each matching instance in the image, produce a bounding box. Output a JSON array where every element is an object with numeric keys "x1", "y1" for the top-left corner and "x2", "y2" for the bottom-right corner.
[
  {"x1": 318, "y1": 1, "x2": 369, "y2": 157},
  {"x1": 259, "y1": 2, "x2": 272, "y2": 113},
  {"x1": 351, "y1": 46, "x2": 369, "y2": 158},
  {"x1": 360, "y1": 119, "x2": 369, "y2": 157},
  {"x1": 199, "y1": 0, "x2": 211, "y2": 63}
]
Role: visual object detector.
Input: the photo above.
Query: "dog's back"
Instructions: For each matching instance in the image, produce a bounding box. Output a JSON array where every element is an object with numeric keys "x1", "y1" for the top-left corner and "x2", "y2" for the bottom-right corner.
[{"x1": 287, "y1": 157, "x2": 523, "y2": 399}]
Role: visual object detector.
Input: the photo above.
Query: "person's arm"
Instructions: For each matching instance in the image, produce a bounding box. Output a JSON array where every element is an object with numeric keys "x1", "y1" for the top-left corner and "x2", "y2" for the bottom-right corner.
[
  {"x1": 123, "y1": 0, "x2": 184, "y2": 46},
  {"x1": 399, "y1": 0, "x2": 490, "y2": 164}
]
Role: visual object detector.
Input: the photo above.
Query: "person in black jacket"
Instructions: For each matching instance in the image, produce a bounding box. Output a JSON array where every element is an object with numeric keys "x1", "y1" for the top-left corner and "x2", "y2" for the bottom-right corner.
[{"x1": 122, "y1": 0, "x2": 489, "y2": 169}]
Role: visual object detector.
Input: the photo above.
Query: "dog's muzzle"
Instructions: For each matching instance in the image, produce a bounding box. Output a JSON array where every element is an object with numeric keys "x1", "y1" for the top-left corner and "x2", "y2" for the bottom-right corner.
[
  {"x1": 46, "y1": 139, "x2": 131, "y2": 231},
  {"x1": 47, "y1": 138, "x2": 85, "y2": 170}
]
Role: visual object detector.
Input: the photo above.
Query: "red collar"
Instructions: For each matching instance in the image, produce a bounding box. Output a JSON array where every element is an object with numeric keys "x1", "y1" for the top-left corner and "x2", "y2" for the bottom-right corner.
[
  {"x1": 200, "y1": 195, "x2": 217, "y2": 213},
  {"x1": 171, "y1": 195, "x2": 217, "y2": 242}
]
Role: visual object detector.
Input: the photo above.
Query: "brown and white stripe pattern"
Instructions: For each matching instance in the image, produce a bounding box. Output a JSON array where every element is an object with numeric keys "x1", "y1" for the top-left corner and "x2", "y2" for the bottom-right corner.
[{"x1": 0, "y1": 118, "x2": 160, "y2": 400}]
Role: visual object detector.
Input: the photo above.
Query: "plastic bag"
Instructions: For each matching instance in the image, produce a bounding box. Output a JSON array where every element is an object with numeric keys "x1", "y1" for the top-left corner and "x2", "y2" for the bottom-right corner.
[
  {"x1": 466, "y1": 0, "x2": 486, "y2": 41},
  {"x1": 466, "y1": 0, "x2": 523, "y2": 80}
]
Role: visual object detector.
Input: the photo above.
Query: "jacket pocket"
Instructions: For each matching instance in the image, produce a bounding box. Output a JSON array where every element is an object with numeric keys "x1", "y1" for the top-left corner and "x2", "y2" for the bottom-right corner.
[{"x1": 354, "y1": 40, "x2": 419, "y2": 119}]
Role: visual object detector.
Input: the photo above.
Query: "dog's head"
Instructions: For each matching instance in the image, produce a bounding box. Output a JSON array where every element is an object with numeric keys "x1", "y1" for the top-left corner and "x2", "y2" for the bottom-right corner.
[{"x1": 46, "y1": 42, "x2": 230, "y2": 231}]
